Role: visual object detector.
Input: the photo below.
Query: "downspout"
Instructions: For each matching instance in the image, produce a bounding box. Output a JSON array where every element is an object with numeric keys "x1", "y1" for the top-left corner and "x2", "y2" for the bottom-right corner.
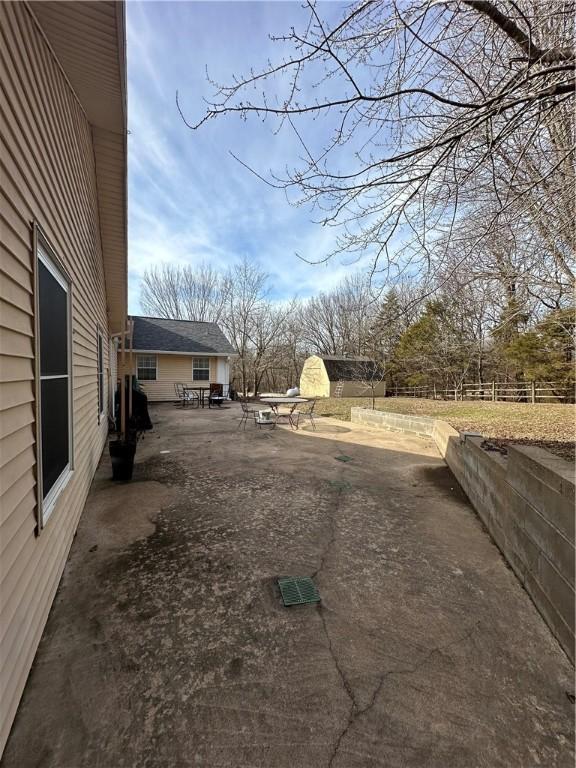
[{"x1": 109, "y1": 332, "x2": 124, "y2": 433}]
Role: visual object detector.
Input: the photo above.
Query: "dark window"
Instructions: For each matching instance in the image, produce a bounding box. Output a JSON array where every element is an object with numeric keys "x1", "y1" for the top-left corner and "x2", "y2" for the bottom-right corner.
[
  {"x1": 97, "y1": 331, "x2": 104, "y2": 416},
  {"x1": 37, "y1": 249, "x2": 71, "y2": 509},
  {"x1": 193, "y1": 358, "x2": 210, "y2": 381},
  {"x1": 137, "y1": 355, "x2": 157, "y2": 380},
  {"x1": 40, "y1": 378, "x2": 69, "y2": 494},
  {"x1": 39, "y1": 261, "x2": 67, "y2": 376}
]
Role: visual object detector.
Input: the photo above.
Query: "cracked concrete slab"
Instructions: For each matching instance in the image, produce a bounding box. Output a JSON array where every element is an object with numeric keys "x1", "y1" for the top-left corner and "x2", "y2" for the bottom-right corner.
[{"x1": 2, "y1": 404, "x2": 573, "y2": 768}]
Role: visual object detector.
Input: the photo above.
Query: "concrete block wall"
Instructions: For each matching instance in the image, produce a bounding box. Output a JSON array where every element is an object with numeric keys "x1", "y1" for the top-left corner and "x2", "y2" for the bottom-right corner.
[{"x1": 351, "y1": 408, "x2": 575, "y2": 663}]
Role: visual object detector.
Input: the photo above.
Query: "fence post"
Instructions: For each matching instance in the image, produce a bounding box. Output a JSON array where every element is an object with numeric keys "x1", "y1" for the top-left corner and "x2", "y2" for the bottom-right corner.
[
  {"x1": 531, "y1": 381, "x2": 536, "y2": 404},
  {"x1": 492, "y1": 381, "x2": 496, "y2": 401}
]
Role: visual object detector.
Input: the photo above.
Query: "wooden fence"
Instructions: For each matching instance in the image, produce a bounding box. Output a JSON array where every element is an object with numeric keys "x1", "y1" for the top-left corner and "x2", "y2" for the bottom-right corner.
[{"x1": 389, "y1": 381, "x2": 573, "y2": 404}]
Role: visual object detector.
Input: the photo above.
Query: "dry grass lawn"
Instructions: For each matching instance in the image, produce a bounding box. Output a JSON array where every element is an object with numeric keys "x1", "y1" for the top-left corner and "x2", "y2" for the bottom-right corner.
[{"x1": 314, "y1": 397, "x2": 575, "y2": 461}]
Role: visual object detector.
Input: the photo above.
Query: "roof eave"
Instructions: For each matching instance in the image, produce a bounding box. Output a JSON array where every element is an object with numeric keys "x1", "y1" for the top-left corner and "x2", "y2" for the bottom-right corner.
[{"x1": 28, "y1": 1, "x2": 128, "y2": 335}]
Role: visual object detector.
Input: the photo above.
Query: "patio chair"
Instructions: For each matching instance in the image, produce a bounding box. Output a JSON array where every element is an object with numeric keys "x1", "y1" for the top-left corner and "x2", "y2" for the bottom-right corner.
[
  {"x1": 273, "y1": 405, "x2": 296, "y2": 428},
  {"x1": 208, "y1": 383, "x2": 225, "y2": 408},
  {"x1": 175, "y1": 382, "x2": 199, "y2": 408},
  {"x1": 174, "y1": 382, "x2": 185, "y2": 406},
  {"x1": 292, "y1": 399, "x2": 317, "y2": 430},
  {"x1": 237, "y1": 399, "x2": 258, "y2": 429}
]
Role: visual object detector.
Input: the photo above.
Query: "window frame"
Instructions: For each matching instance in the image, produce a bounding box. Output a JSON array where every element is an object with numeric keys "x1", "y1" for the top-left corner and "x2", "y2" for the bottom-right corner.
[
  {"x1": 192, "y1": 357, "x2": 210, "y2": 381},
  {"x1": 137, "y1": 354, "x2": 157, "y2": 381},
  {"x1": 34, "y1": 229, "x2": 74, "y2": 530}
]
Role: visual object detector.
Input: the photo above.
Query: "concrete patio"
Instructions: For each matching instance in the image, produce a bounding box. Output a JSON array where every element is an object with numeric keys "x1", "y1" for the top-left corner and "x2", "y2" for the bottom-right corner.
[{"x1": 2, "y1": 403, "x2": 574, "y2": 767}]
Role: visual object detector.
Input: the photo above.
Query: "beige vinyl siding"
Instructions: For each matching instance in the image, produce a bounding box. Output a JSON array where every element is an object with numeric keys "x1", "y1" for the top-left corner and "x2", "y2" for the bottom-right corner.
[
  {"x1": 28, "y1": 1, "x2": 128, "y2": 334},
  {"x1": 0, "y1": 3, "x2": 111, "y2": 754},
  {"x1": 134, "y1": 354, "x2": 219, "y2": 402}
]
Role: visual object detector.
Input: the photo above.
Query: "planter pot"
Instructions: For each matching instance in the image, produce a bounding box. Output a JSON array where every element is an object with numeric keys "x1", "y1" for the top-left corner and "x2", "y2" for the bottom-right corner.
[{"x1": 109, "y1": 439, "x2": 136, "y2": 482}]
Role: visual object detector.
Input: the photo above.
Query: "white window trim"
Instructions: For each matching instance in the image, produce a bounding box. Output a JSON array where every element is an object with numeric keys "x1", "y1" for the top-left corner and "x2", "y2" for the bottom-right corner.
[
  {"x1": 137, "y1": 354, "x2": 157, "y2": 381},
  {"x1": 36, "y1": 237, "x2": 74, "y2": 529}
]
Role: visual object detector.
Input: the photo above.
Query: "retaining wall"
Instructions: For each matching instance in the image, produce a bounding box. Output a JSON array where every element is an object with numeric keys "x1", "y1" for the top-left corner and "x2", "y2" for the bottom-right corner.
[{"x1": 351, "y1": 408, "x2": 575, "y2": 663}]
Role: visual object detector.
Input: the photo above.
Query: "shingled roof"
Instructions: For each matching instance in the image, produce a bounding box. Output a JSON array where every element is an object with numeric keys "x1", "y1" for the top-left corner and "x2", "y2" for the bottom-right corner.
[
  {"x1": 130, "y1": 316, "x2": 235, "y2": 355},
  {"x1": 319, "y1": 355, "x2": 384, "y2": 381}
]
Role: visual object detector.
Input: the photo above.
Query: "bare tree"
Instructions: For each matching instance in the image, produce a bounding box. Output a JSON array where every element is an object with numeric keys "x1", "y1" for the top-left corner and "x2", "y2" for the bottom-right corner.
[
  {"x1": 220, "y1": 257, "x2": 269, "y2": 396},
  {"x1": 298, "y1": 274, "x2": 376, "y2": 355},
  {"x1": 279, "y1": 303, "x2": 309, "y2": 389},
  {"x1": 140, "y1": 263, "x2": 226, "y2": 322},
  {"x1": 181, "y1": 0, "x2": 575, "y2": 287},
  {"x1": 356, "y1": 358, "x2": 387, "y2": 410},
  {"x1": 138, "y1": 255, "x2": 571, "y2": 397},
  {"x1": 140, "y1": 264, "x2": 183, "y2": 319},
  {"x1": 299, "y1": 292, "x2": 341, "y2": 355},
  {"x1": 180, "y1": 263, "x2": 226, "y2": 322},
  {"x1": 248, "y1": 301, "x2": 294, "y2": 395}
]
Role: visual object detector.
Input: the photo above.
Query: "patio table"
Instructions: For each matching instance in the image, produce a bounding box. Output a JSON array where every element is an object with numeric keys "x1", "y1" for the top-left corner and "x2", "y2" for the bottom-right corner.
[
  {"x1": 183, "y1": 386, "x2": 209, "y2": 408},
  {"x1": 259, "y1": 397, "x2": 308, "y2": 429}
]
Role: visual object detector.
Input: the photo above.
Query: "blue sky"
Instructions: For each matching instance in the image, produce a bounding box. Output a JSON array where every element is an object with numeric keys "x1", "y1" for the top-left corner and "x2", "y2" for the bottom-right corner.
[{"x1": 126, "y1": 0, "x2": 377, "y2": 313}]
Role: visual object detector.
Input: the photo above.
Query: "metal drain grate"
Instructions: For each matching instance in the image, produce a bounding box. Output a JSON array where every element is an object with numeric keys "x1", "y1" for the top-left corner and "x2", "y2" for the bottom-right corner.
[
  {"x1": 278, "y1": 577, "x2": 320, "y2": 606},
  {"x1": 328, "y1": 479, "x2": 351, "y2": 491}
]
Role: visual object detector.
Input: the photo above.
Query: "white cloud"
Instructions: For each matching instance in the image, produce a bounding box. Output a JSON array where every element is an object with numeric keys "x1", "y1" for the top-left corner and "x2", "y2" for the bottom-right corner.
[{"x1": 127, "y1": 0, "x2": 376, "y2": 313}]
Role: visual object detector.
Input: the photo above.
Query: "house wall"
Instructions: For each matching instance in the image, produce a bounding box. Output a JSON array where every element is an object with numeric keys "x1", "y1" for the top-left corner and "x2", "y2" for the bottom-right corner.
[
  {"x1": 300, "y1": 355, "x2": 330, "y2": 398},
  {"x1": 0, "y1": 3, "x2": 111, "y2": 754},
  {"x1": 131, "y1": 354, "x2": 224, "y2": 401}
]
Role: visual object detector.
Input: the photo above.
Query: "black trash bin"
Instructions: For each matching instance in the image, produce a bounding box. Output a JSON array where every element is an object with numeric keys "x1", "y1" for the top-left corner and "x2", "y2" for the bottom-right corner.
[{"x1": 109, "y1": 437, "x2": 137, "y2": 481}]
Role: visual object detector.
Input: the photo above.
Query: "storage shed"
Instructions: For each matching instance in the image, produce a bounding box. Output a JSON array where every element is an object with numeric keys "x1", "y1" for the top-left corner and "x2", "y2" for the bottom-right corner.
[{"x1": 299, "y1": 355, "x2": 386, "y2": 398}]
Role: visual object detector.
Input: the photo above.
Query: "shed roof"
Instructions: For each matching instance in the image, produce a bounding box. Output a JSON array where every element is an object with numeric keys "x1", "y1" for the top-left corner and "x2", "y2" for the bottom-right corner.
[
  {"x1": 318, "y1": 355, "x2": 383, "y2": 381},
  {"x1": 131, "y1": 316, "x2": 236, "y2": 355}
]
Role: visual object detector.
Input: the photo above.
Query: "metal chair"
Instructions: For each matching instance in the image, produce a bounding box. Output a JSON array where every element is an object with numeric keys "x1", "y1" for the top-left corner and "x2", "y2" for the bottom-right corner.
[
  {"x1": 208, "y1": 382, "x2": 224, "y2": 408},
  {"x1": 174, "y1": 382, "x2": 185, "y2": 406},
  {"x1": 273, "y1": 405, "x2": 296, "y2": 429},
  {"x1": 175, "y1": 382, "x2": 198, "y2": 408},
  {"x1": 188, "y1": 388, "x2": 201, "y2": 408},
  {"x1": 292, "y1": 399, "x2": 317, "y2": 430},
  {"x1": 237, "y1": 399, "x2": 258, "y2": 429}
]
